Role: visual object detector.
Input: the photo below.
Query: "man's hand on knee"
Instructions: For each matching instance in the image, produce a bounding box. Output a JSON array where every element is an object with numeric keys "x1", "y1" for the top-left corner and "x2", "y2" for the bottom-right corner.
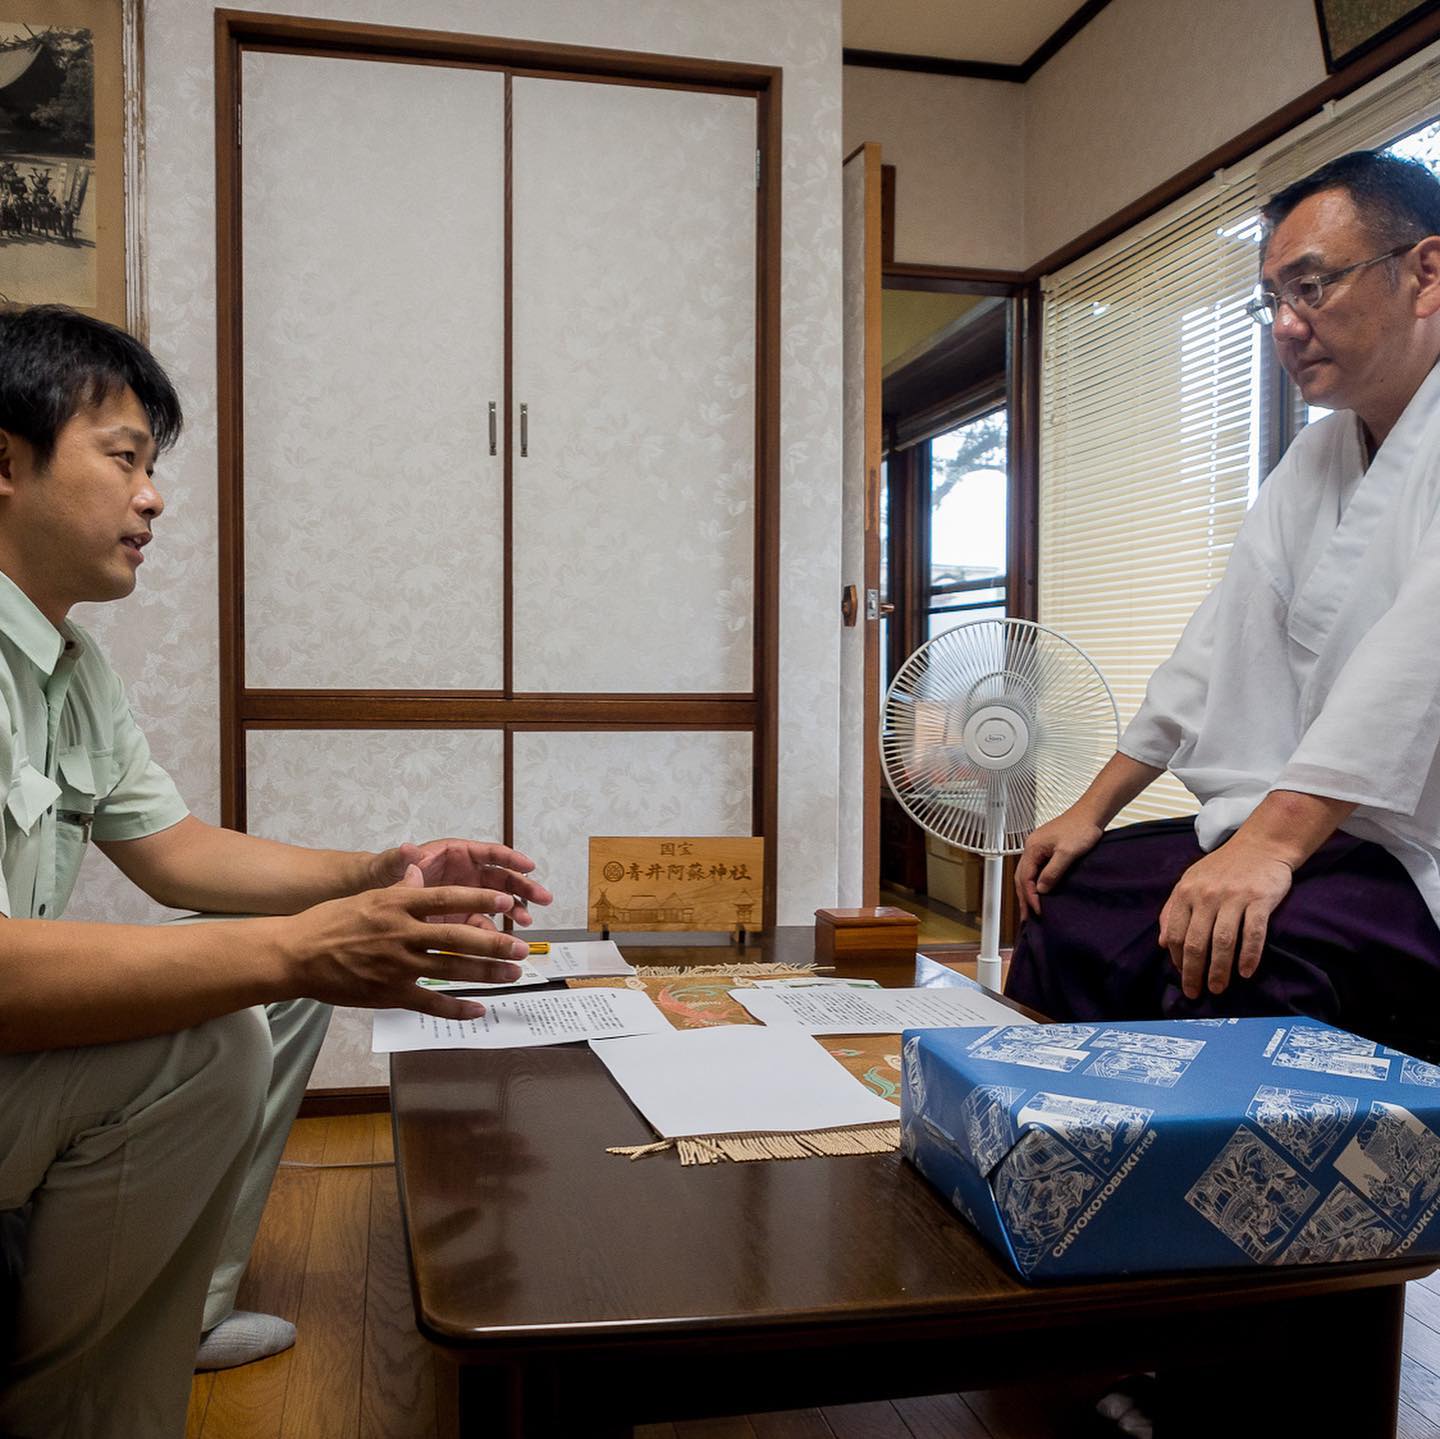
[
  {"x1": 1015, "y1": 814, "x2": 1104, "y2": 918},
  {"x1": 1158, "y1": 842, "x2": 1293, "y2": 999}
]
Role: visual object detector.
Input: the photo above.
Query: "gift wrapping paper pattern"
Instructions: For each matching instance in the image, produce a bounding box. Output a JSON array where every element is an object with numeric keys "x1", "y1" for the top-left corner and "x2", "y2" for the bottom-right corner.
[{"x1": 901, "y1": 1017, "x2": 1440, "y2": 1280}]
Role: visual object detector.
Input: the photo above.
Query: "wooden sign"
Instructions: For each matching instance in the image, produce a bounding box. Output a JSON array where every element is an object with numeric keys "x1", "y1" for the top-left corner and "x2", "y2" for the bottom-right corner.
[{"x1": 588, "y1": 836, "x2": 765, "y2": 934}]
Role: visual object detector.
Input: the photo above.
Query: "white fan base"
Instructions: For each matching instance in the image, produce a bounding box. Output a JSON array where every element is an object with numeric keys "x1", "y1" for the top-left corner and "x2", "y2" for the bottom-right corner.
[{"x1": 977, "y1": 853, "x2": 1004, "y2": 994}]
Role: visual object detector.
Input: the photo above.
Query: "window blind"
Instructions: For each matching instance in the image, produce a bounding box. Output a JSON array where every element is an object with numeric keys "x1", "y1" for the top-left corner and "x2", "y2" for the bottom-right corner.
[
  {"x1": 1255, "y1": 56, "x2": 1440, "y2": 201},
  {"x1": 1036, "y1": 41, "x2": 1440, "y2": 829},
  {"x1": 1038, "y1": 170, "x2": 1263, "y2": 824}
]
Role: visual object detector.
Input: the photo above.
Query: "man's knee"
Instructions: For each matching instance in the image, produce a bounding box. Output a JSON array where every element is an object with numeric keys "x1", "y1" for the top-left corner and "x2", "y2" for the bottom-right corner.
[{"x1": 168, "y1": 1007, "x2": 273, "y2": 1139}]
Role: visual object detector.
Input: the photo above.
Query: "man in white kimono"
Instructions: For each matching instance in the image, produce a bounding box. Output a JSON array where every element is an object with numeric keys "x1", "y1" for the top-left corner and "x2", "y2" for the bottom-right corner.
[{"x1": 1008, "y1": 150, "x2": 1440, "y2": 1062}]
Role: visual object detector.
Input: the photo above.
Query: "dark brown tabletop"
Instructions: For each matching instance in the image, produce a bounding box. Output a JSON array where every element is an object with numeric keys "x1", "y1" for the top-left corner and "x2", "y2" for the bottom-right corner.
[{"x1": 390, "y1": 929, "x2": 1432, "y2": 1437}]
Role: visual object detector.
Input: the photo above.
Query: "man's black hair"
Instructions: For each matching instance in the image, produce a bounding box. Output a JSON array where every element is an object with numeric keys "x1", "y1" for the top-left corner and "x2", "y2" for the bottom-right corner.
[
  {"x1": 0, "y1": 304, "x2": 183, "y2": 466},
  {"x1": 1262, "y1": 149, "x2": 1440, "y2": 250}
]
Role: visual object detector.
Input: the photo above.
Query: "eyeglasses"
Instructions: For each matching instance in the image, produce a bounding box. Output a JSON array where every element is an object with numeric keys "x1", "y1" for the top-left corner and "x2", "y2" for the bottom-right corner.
[{"x1": 1245, "y1": 243, "x2": 1415, "y2": 326}]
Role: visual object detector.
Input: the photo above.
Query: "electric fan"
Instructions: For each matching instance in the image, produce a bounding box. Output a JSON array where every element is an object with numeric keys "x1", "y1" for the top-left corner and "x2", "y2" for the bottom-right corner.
[{"x1": 880, "y1": 618, "x2": 1119, "y2": 992}]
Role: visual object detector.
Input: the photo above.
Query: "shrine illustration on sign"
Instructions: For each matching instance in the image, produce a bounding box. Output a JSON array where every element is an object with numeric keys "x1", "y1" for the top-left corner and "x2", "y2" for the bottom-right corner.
[{"x1": 587, "y1": 836, "x2": 765, "y2": 933}]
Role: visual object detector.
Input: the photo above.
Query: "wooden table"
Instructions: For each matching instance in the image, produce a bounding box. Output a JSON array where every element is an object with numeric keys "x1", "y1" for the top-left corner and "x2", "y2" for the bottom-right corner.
[{"x1": 391, "y1": 929, "x2": 1432, "y2": 1437}]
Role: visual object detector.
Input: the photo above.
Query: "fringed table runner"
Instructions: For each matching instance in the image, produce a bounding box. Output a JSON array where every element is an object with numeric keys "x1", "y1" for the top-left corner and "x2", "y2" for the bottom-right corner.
[{"x1": 570, "y1": 969, "x2": 903, "y2": 1165}]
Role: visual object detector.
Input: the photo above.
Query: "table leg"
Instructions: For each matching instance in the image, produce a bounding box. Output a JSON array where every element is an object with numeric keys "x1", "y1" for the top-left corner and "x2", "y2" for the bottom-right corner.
[
  {"x1": 457, "y1": 1362, "x2": 634, "y2": 1439},
  {"x1": 1154, "y1": 1282, "x2": 1404, "y2": 1439}
]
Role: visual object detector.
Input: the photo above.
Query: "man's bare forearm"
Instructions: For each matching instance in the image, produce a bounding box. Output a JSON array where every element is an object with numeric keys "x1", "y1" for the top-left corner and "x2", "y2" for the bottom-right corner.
[
  {"x1": 1229, "y1": 789, "x2": 1356, "y2": 868},
  {"x1": 1070, "y1": 752, "x2": 1164, "y2": 827},
  {"x1": 100, "y1": 815, "x2": 375, "y2": 915},
  {"x1": 0, "y1": 915, "x2": 290, "y2": 1051}
]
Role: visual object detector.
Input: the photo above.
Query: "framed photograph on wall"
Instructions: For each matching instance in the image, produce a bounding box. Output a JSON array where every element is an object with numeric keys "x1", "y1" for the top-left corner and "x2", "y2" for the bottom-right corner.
[
  {"x1": 0, "y1": 0, "x2": 145, "y2": 333},
  {"x1": 1313, "y1": 0, "x2": 1440, "y2": 72}
]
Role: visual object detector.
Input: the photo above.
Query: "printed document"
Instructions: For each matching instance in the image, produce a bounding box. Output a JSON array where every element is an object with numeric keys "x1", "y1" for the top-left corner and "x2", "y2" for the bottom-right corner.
[
  {"x1": 530, "y1": 940, "x2": 636, "y2": 979},
  {"x1": 731, "y1": 984, "x2": 1034, "y2": 1035},
  {"x1": 372, "y1": 988, "x2": 668, "y2": 1052},
  {"x1": 590, "y1": 1024, "x2": 898, "y2": 1137},
  {"x1": 418, "y1": 939, "x2": 636, "y2": 993}
]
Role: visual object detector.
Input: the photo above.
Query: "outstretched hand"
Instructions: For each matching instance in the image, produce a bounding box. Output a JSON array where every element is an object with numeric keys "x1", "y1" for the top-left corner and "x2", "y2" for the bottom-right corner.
[
  {"x1": 279, "y1": 864, "x2": 529, "y2": 1021},
  {"x1": 369, "y1": 839, "x2": 554, "y2": 928}
]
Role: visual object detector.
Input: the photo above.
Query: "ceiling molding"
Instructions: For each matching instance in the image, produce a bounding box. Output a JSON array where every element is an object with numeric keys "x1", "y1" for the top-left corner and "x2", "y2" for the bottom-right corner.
[
  {"x1": 1017, "y1": 0, "x2": 1114, "y2": 78},
  {"x1": 843, "y1": 0, "x2": 1115, "y2": 84},
  {"x1": 1024, "y1": 0, "x2": 1440, "y2": 280},
  {"x1": 842, "y1": 48, "x2": 1023, "y2": 83}
]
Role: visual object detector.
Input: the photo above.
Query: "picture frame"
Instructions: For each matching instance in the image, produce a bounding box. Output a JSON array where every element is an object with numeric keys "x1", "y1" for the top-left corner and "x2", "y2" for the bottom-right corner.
[
  {"x1": 1313, "y1": 0, "x2": 1440, "y2": 73},
  {"x1": 0, "y1": 0, "x2": 146, "y2": 334}
]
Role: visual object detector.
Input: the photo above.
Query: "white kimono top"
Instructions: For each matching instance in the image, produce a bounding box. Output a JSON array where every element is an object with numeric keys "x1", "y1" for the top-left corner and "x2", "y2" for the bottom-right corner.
[{"x1": 1120, "y1": 361, "x2": 1440, "y2": 925}]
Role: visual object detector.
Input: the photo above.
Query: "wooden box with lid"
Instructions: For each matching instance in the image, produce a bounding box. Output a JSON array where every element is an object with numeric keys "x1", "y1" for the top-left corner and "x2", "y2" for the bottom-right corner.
[{"x1": 813, "y1": 906, "x2": 919, "y2": 985}]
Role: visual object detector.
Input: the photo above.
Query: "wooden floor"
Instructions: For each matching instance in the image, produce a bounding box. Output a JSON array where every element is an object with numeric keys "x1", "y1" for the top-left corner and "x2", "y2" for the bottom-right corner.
[
  {"x1": 187, "y1": 1114, "x2": 1440, "y2": 1439},
  {"x1": 879, "y1": 887, "x2": 981, "y2": 946}
]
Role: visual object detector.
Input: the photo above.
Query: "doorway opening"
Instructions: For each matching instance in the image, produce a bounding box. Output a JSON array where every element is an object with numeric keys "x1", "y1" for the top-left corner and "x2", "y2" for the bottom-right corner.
[{"x1": 876, "y1": 280, "x2": 1020, "y2": 945}]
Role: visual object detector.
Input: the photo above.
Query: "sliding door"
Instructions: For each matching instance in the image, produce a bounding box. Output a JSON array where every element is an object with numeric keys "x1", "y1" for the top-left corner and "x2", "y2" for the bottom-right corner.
[
  {"x1": 241, "y1": 53, "x2": 506, "y2": 691},
  {"x1": 511, "y1": 77, "x2": 756, "y2": 695},
  {"x1": 220, "y1": 21, "x2": 780, "y2": 1087}
]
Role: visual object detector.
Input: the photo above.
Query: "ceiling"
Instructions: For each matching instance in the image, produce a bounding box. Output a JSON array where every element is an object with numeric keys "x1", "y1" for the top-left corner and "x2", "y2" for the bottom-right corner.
[{"x1": 842, "y1": 0, "x2": 1089, "y2": 67}]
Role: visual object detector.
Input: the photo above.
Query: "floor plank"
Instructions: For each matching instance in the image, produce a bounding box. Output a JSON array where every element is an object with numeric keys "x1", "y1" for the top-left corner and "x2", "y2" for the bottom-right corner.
[
  {"x1": 962, "y1": 1380, "x2": 1108, "y2": 1439},
  {"x1": 198, "y1": 1117, "x2": 332, "y2": 1439},
  {"x1": 893, "y1": 1394, "x2": 992, "y2": 1439},
  {"x1": 278, "y1": 1114, "x2": 376, "y2": 1439},
  {"x1": 185, "y1": 1374, "x2": 215, "y2": 1439},
  {"x1": 820, "y1": 1401, "x2": 919, "y2": 1438},
  {"x1": 635, "y1": 1427, "x2": 680, "y2": 1439},
  {"x1": 749, "y1": 1410, "x2": 836, "y2": 1438},
  {"x1": 673, "y1": 1420, "x2": 759, "y2": 1437},
  {"x1": 1406, "y1": 1311, "x2": 1440, "y2": 1381},
  {"x1": 1401, "y1": 1356, "x2": 1440, "y2": 1422},
  {"x1": 1399, "y1": 1396, "x2": 1434, "y2": 1439},
  {"x1": 1408, "y1": 1280, "x2": 1440, "y2": 1336},
  {"x1": 360, "y1": 1114, "x2": 433, "y2": 1439}
]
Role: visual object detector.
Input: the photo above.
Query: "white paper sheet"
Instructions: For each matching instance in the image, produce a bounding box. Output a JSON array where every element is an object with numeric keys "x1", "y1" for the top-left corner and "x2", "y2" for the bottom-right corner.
[
  {"x1": 730, "y1": 985, "x2": 1034, "y2": 1035},
  {"x1": 418, "y1": 957, "x2": 551, "y2": 993},
  {"x1": 417, "y1": 939, "x2": 636, "y2": 993},
  {"x1": 748, "y1": 976, "x2": 881, "y2": 990},
  {"x1": 372, "y1": 988, "x2": 669, "y2": 1052},
  {"x1": 589, "y1": 1024, "x2": 898, "y2": 1138},
  {"x1": 529, "y1": 940, "x2": 636, "y2": 980}
]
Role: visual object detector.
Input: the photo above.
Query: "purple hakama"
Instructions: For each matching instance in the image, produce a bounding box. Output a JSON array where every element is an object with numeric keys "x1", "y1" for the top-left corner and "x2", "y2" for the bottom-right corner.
[{"x1": 1005, "y1": 818, "x2": 1440, "y2": 1062}]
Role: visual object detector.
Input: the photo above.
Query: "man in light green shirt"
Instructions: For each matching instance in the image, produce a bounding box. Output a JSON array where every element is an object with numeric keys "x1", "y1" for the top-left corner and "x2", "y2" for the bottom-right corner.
[{"x1": 0, "y1": 306, "x2": 552, "y2": 1439}]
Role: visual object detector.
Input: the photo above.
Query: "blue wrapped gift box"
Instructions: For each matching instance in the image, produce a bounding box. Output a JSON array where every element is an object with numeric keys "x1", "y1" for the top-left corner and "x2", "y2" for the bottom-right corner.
[{"x1": 899, "y1": 1017, "x2": 1440, "y2": 1281}]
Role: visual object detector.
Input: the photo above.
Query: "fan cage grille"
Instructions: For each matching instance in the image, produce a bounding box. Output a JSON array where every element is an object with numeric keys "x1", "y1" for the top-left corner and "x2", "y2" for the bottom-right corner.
[{"x1": 881, "y1": 618, "x2": 1120, "y2": 856}]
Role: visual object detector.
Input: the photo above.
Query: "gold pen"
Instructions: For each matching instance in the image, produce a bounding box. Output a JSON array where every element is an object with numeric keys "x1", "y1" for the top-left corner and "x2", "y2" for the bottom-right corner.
[{"x1": 430, "y1": 942, "x2": 548, "y2": 956}]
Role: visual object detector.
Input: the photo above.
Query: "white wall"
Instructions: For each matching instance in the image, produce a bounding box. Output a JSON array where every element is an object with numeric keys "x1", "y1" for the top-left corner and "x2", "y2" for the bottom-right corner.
[
  {"x1": 1023, "y1": 0, "x2": 1325, "y2": 268},
  {"x1": 841, "y1": 0, "x2": 1330, "y2": 274},
  {"x1": 67, "y1": 0, "x2": 845, "y2": 1080},
  {"x1": 842, "y1": 66, "x2": 1024, "y2": 270}
]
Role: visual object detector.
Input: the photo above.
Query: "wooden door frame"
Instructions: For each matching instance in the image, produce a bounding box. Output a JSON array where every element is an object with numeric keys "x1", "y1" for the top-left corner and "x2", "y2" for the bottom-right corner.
[
  {"x1": 872, "y1": 264, "x2": 1030, "y2": 931},
  {"x1": 215, "y1": 10, "x2": 783, "y2": 924},
  {"x1": 843, "y1": 141, "x2": 885, "y2": 904}
]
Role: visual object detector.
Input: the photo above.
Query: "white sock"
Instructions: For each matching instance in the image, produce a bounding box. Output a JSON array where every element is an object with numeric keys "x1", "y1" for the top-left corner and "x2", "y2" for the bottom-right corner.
[{"x1": 194, "y1": 1311, "x2": 297, "y2": 1371}]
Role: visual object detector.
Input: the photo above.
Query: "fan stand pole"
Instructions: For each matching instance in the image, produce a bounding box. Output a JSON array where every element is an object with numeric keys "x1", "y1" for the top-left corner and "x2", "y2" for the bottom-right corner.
[{"x1": 977, "y1": 853, "x2": 1004, "y2": 993}]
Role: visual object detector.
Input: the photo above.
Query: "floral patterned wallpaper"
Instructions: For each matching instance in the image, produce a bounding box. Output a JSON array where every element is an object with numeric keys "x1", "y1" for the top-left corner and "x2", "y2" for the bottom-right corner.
[{"x1": 67, "y1": 0, "x2": 845, "y2": 1087}]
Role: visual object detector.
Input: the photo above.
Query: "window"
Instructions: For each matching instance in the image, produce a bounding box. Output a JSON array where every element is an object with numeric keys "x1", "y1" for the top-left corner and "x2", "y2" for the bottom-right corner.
[
  {"x1": 1039, "y1": 173, "x2": 1263, "y2": 824},
  {"x1": 927, "y1": 407, "x2": 1008, "y2": 639}
]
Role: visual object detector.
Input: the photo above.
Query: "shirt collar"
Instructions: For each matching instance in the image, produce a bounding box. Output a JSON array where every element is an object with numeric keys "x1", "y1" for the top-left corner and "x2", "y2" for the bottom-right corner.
[{"x1": 0, "y1": 570, "x2": 82, "y2": 677}]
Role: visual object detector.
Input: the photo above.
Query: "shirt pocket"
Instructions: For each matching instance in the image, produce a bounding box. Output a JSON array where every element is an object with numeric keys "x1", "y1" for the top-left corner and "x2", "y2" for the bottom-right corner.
[
  {"x1": 52, "y1": 747, "x2": 107, "y2": 917},
  {"x1": 6, "y1": 760, "x2": 61, "y2": 836}
]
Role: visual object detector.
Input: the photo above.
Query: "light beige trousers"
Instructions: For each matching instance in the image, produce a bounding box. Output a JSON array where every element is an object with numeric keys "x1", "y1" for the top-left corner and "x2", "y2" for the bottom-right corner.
[
  {"x1": 203, "y1": 997, "x2": 332, "y2": 1331},
  {"x1": 0, "y1": 998, "x2": 331, "y2": 1439}
]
